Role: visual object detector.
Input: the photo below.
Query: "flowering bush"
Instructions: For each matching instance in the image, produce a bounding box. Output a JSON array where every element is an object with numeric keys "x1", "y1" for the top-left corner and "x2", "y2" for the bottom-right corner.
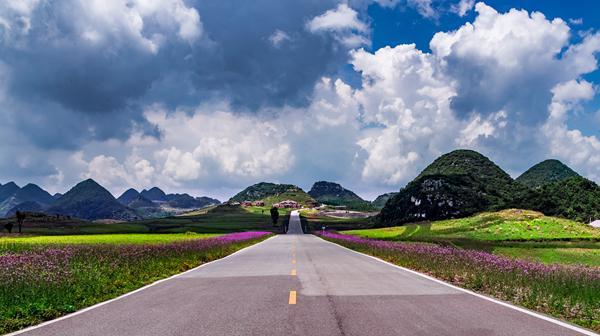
[
  {"x1": 0, "y1": 232, "x2": 271, "y2": 333},
  {"x1": 319, "y1": 231, "x2": 600, "y2": 332}
]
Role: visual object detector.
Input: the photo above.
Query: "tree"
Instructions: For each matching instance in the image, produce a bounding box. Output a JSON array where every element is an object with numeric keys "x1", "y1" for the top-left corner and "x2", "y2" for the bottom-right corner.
[
  {"x1": 15, "y1": 211, "x2": 26, "y2": 234},
  {"x1": 4, "y1": 223, "x2": 13, "y2": 233},
  {"x1": 270, "y1": 207, "x2": 279, "y2": 227}
]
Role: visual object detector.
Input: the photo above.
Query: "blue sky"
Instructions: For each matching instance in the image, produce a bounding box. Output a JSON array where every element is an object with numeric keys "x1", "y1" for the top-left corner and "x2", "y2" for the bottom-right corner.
[
  {"x1": 366, "y1": 0, "x2": 600, "y2": 137},
  {"x1": 0, "y1": 0, "x2": 598, "y2": 200}
]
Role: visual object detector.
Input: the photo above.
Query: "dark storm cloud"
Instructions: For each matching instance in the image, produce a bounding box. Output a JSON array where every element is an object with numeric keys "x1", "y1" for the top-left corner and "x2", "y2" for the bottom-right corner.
[
  {"x1": 185, "y1": 0, "x2": 344, "y2": 110},
  {"x1": 0, "y1": 0, "x2": 355, "y2": 151}
]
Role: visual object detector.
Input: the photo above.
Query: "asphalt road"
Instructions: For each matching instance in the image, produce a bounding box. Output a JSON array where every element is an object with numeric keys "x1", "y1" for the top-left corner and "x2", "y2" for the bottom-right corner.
[{"x1": 13, "y1": 211, "x2": 594, "y2": 336}]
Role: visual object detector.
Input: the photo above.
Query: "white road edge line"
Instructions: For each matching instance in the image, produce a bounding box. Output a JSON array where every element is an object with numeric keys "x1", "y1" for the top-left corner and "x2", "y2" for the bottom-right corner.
[
  {"x1": 318, "y1": 236, "x2": 598, "y2": 336},
  {"x1": 5, "y1": 235, "x2": 276, "y2": 336}
]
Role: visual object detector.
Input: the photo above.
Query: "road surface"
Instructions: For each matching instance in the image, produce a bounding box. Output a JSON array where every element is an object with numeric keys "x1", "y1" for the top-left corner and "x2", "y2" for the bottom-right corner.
[{"x1": 13, "y1": 211, "x2": 594, "y2": 336}]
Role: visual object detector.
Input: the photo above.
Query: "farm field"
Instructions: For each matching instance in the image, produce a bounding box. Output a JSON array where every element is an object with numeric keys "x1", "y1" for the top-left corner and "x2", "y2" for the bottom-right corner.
[
  {"x1": 0, "y1": 233, "x2": 219, "y2": 253},
  {"x1": 0, "y1": 205, "x2": 291, "y2": 235},
  {"x1": 0, "y1": 231, "x2": 272, "y2": 334}
]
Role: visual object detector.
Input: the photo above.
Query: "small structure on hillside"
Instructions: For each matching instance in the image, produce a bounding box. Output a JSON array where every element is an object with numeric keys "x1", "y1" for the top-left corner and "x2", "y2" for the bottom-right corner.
[
  {"x1": 274, "y1": 200, "x2": 300, "y2": 209},
  {"x1": 253, "y1": 201, "x2": 265, "y2": 206},
  {"x1": 590, "y1": 220, "x2": 600, "y2": 228},
  {"x1": 241, "y1": 201, "x2": 253, "y2": 207}
]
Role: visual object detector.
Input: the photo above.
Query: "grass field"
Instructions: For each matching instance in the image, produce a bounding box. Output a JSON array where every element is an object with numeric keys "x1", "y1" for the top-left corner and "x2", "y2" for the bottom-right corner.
[
  {"x1": 493, "y1": 245, "x2": 600, "y2": 267},
  {"x1": 0, "y1": 231, "x2": 272, "y2": 334},
  {"x1": 345, "y1": 209, "x2": 598, "y2": 241},
  {"x1": 0, "y1": 205, "x2": 291, "y2": 235},
  {"x1": 339, "y1": 209, "x2": 600, "y2": 267}
]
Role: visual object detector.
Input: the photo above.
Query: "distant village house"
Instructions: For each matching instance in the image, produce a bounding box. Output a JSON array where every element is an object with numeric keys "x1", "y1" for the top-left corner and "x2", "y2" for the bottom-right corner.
[{"x1": 273, "y1": 200, "x2": 300, "y2": 209}]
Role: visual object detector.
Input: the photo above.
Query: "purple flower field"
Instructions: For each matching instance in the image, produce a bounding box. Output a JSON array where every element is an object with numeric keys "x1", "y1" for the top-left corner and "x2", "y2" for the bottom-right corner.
[
  {"x1": 319, "y1": 231, "x2": 600, "y2": 332},
  {"x1": 0, "y1": 232, "x2": 271, "y2": 334}
]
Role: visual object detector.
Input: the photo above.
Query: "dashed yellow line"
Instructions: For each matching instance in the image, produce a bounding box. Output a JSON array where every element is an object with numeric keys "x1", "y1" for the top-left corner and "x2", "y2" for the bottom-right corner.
[
  {"x1": 289, "y1": 291, "x2": 297, "y2": 305},
  {"x1": 291, "y1": 269, "x2": 297, "y2": 276}
]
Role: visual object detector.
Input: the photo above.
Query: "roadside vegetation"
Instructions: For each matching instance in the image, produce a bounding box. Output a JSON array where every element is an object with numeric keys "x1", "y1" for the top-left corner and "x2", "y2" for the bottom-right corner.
[
  {"x1": 319, "y1": 232, "x2": 600, "y2": 332},
  {"x1": 0, "y1": 231, "x2": 272, "y2": 334}
]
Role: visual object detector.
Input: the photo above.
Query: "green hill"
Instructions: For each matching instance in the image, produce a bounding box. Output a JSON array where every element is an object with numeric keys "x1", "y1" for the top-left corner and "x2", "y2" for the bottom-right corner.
[
  {"x1": 515, "y1": 159, "x2": 580, "y2": 188},
  {"x1": 47, "y1": 179, "x2": 138, "y2": 221},
  {"x1": 261, "y1": 190, "x2": 315, "y2": 207},
  {"x1": 308, "y1": 181, "x2": 373, "y2": 210},
  {"x1": 372, "y1": 192, "x2": 398, "y2": 209},
  {"x1": 512, "y1": 176, "x2": 600, "y2": 223},
  {"x1": 230, "y1": 182, "x2": 308, "y2": 203},
  {"x1": 377, "y1": 150, "x2": 514, "y2": 226}
]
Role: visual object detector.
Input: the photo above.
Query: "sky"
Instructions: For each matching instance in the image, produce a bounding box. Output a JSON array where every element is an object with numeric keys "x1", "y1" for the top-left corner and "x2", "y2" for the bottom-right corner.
[{"x1": 0, "y1": 0, "x2": 599, "y2": 201}]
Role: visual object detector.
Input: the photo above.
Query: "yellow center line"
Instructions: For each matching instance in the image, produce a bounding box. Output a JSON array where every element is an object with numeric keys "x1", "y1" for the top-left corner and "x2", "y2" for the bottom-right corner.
[
  {"x1": 292, "y1": 259, "x2": 296, "y2": 264},
  {"x1": 291, "y1": 269, "x2": 296, "y2": 276},
  {"x1": 289, "y1": 291, "x2": 297, "y2": 305}
]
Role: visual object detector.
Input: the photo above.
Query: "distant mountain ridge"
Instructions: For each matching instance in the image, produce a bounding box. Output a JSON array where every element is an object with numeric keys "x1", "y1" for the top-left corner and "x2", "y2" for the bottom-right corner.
[
  {"x1": 117, "y1": 188, "x2": 144, "y2": 205},
  {"x1": 46, "y1": 179, "x2": 138, "y2": 221},
  {"x1": 117, "y1": 188, "x2": 220, "y2": 218},
  {"x1": 515, "y1": 159, "x2": 580, "y2": 188},
  {"x1": 1, "y1": 180, "x2": 220, "y2": 220},
  {"x1": 141, "y1": 187, "x2": 168, "y2": 202},
  {"x1": 0, "y1": 182, "x2": 55, "y2": 217}
]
